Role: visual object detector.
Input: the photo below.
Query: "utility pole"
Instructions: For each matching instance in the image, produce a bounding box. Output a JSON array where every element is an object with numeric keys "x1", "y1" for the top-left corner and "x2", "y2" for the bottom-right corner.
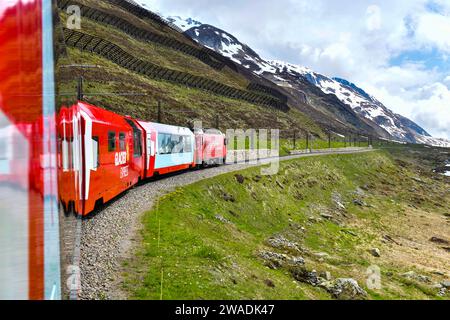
[
  {"x1": 293, "y1": 130, "x2": 296, "y2": 150},
  {"x1": 306, "y1": 131, "x2": 309, "y2": 151},
  {"x1": 215, "y1": 115, "x2": 220, "y2": 129},
  {"x1": 328, "y1": 131, "x2": 331, "y2": 149},
  {"x1": 157, "y1": 100, "x2": 162, "y2": 123},
  {"x1": 77, "y1": 76, "x2": 84, "y2": 101}
]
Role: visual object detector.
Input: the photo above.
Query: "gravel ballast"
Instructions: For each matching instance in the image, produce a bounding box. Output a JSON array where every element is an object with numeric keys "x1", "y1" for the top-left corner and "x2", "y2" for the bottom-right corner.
[{"x1": 74, "y1": 148, "x2": 372, "y2": 300}]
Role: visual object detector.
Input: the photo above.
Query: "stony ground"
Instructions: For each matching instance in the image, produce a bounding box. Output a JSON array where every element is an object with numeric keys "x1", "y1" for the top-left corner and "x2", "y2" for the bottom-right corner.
[{"x1": 64, "y1": 148, "x2": 372, "y2": 300}]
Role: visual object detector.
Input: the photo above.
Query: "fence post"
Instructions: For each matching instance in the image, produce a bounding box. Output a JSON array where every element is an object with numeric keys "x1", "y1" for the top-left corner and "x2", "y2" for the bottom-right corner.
[
  {"x1": 157, "y1": 100, "x2": 162, "y2": 123},
  {"x1": 77, "y1": 76, "x2": 84, "y2": 101},
  {"x1": 306, "y1": 131, "x2": 309, "y2": 151},
  {"x1": 328, "y1": 131, "x2": 331, "y2": 149},
  {"x1": 293, "y1": 130, "x2": 296, "y2": 150}
]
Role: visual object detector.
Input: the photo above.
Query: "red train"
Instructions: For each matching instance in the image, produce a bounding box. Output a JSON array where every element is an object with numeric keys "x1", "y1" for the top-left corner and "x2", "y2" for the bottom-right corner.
[{"x1": 58, "y1": 102, "x2": 227, "y2": 216}]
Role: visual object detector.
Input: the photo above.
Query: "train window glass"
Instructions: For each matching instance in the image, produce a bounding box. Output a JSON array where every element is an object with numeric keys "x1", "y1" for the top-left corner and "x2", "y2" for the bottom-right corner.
[
  {"x1": 119, "y1": 132, "x2": 126, "y2": 151},
  {"x1": 62, "y1": 139, "x2": 69, "y2": 171},
  {"x1": 108, "y1": 131, "x2": 116, "y2": 152},
  {"x1": 133, "y1": 131, "x2": 142, "y2": 157},
  {"x1": 158, "y1": 133, "x2": 170, "y2": 155},
  {"x1": 184, "y1": 136, "x2": 192, "y2": 153},
  {"x1": 92, "y1": 137, "x2": 99, "y2": 169},
  {"x1": 0, "y1": 134, "x2": 8, "y2": 160},
  {"x1": 158, "y1": 133, "x2": 192, "y2": 154}
]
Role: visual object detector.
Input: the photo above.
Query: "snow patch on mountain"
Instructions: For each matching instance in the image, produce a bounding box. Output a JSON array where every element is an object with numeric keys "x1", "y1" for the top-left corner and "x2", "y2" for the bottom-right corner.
[
  {"x1": 265, "y1": 60, "x2": 436, "y2": 143},
  {"x1": 165, "y1": 16, "x2": 202, "y2": 31},
  {"x1": 414, "y1": 135, "x2": 450, "y2": 148}
]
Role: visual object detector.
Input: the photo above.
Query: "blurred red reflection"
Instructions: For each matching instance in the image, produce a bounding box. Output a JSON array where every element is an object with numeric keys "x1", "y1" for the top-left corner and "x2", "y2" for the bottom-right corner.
[{"x1": 0, "y1": 0, "x2": 61, "y2": 300}]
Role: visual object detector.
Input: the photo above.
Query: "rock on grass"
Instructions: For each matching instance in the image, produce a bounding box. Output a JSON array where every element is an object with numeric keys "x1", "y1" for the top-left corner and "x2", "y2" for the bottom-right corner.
[{"x1": 319, "y1": 278, "x2": 367, "y2": 300}]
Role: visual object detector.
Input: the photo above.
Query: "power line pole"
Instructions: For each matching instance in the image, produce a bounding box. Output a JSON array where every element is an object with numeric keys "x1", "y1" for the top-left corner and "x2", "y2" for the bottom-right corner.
[
  {"x1": 77, "y1": 76, "x2": 84, "y2": 101},
  {"x1": 293, "y1": 130, "x2": 296, "y2": 150},
  {"x1": 305, "y1": 131, "x2": 309, "y2": 151},
  {"x1": 157, "y1": 100, "x2": 162, "y2": 123},
  {"x1": 328, "y1": 131, "x2": 331, "y2": 149}
]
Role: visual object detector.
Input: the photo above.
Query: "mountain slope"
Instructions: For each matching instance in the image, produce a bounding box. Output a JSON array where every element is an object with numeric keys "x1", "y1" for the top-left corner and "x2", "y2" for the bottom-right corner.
[
  {"x1": 182, "y1": 19, "x2": 449, "y2": 147},
  {"x1": 55, "y1": 0, "x2": 328, "y2": 138},
  {"x1": 184, "y1": 24, "x2": 388, "y2": 138}
]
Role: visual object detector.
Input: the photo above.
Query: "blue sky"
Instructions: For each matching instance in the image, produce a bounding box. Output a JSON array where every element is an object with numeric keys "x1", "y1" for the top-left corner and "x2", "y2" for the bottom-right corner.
[{"x1": 141, "y1": 0, "x2": 450, "y2": 139}]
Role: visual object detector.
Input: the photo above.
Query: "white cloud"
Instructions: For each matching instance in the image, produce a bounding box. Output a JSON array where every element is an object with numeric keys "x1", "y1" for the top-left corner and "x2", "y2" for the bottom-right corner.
[
  {"x1": 444, "y1": 75, "x2": 450, "y2": 86},
  {"x1": 366, "y1": 5, "x2": 382, "y2": 31},
  {"x1": 140, "y1": 0, "x2": 450, "y2": 138},
  {"x1": 416, "y1": 13, "x2": 450, "y2": 52}
]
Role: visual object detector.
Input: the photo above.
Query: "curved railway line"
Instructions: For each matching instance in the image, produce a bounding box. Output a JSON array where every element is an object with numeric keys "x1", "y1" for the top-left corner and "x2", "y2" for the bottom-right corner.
[{"x1": 61, "y1": 147, "x2": 373, "y2": 300}]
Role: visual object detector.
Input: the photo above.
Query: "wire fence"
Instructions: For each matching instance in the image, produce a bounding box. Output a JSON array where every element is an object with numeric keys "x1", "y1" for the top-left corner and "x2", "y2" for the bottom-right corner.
[
  {"x1": 58, "y1": 0, "x2": 225, "y2": 70},
  {"x1": 105, "y1": 0, "x2": 242, "y2": 73},
  {"x1": 62, "y1": 28, "x2": 289, "y2": 111},
  {"x1": 57, "y1": 0, "x2": 289, "y2": 107}
]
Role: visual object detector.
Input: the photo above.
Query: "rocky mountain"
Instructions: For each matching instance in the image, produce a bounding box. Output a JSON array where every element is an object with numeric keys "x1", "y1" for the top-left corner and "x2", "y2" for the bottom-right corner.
[
  {"x1": 177, "y1": 18, "x2": 449, "y2": 147},
  {"x1": 184, "y1": 24, "x2": 274, "y2": 73}
]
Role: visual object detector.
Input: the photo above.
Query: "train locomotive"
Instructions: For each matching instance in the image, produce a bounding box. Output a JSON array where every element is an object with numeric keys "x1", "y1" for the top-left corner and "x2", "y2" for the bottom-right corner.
[{"x1": 58, "y1": 102, "x2": 227, "y2": 216}]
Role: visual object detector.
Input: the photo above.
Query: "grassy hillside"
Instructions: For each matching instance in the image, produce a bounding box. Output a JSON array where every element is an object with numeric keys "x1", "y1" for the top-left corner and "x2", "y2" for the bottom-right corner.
[{"x1": 122, "y1": 149, "x2": 449, "y2": 300}]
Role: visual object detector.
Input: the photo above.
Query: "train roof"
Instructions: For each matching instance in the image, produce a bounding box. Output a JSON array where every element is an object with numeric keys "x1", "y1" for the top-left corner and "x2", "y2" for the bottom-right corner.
[
  {"x1": 137, "y1": 121, "x2": 194, "y2": 136},
  {"x1": 78, "y1": 102, "x2": 130, "y2": 128},
  {"x1": 194, "y1": 128, "x2": 224, "y2": 135}
]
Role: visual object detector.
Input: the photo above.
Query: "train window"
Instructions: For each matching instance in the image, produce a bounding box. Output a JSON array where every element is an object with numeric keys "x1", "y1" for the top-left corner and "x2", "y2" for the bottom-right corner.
[
  {"x1": 124, "y1": 118, "x2": 143, "y2": 158},
  {"x1": 62, "y1": 139, "x2": 69, "y2": 171},
  {"x1": 108, "y1": 131, "x2": 116, "y2": 152},
  {"x1": 158, "y1": 133, "x2": 170, "y2": 155},
  {"x1": 119, "y1": 132, "x2": 126, "y2": 151},
  {"x1": 158, "y1": 133, "x2": 192, "y2": 154},
  {"x1": 184, "y1": 136, "x2": 193, "y2": 153},
  {"x1": 133, "y1": 131, "x2": 142, "y2": 157},
  {"x1": 92, "y1": 137, "x2": 99, "y2": 169},
  {"x1": 0, "y1": 134, "x2": 8, "y2": 160}
]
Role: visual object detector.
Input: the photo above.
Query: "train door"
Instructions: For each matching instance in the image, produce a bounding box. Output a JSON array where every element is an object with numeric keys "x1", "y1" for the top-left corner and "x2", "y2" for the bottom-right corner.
[
  {"x1": 125, "y1": 118, "x2": 145, "y2": 183},
  {"x1": 194, "y1": 130, "x2": 204, "y2": 166},
  {"x1": 145, "y1": 130, "x2": 156, "y2": 177}
]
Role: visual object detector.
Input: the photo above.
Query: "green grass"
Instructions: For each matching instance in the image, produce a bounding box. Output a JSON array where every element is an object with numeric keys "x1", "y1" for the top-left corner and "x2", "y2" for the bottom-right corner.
[
  {"x1": 122, "y1": 150, "x2": 450, "y2": 300},
  {"x1": 229, "y1": 137, "x2": 363, "y2": 157}
]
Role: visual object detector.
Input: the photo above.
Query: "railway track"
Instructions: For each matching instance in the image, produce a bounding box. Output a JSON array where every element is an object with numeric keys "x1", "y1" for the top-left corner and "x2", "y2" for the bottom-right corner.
[{"x1": 61, "y1": 147, "x2": 373, "y2": 300}]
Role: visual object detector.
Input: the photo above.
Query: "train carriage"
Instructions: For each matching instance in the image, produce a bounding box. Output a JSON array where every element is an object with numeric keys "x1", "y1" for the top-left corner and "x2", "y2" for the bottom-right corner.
[
  {"x1": 58, "y1": 102, "x2": 145, "y2": 216},
  {"x1": 194, "y1": 128, "x2": 227, "y2": 166},
  {"x1": 137, "y1": 121, "x2": 196, "y2": 177}
]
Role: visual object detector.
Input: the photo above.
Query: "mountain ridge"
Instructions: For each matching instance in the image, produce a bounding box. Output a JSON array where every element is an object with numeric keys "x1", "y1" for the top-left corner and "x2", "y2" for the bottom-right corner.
[{"x1": 170, "y1": 16, "x2": 449, "y2": 147}]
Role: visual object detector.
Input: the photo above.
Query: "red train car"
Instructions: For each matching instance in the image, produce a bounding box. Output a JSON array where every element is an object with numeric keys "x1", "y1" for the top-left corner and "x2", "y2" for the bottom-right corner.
[
  {"x1": 137, "y1": 121, "x2": 196, "y2": 177},
  {"x1": 58, "y1": 102, "x2": 145, "y2": 216},
  {"x1": 0, "y1": 0, "x2": 61, "y2": 299},
  {"x1": 194, "y1": 128, "x2": 227, "y2": 166}
]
